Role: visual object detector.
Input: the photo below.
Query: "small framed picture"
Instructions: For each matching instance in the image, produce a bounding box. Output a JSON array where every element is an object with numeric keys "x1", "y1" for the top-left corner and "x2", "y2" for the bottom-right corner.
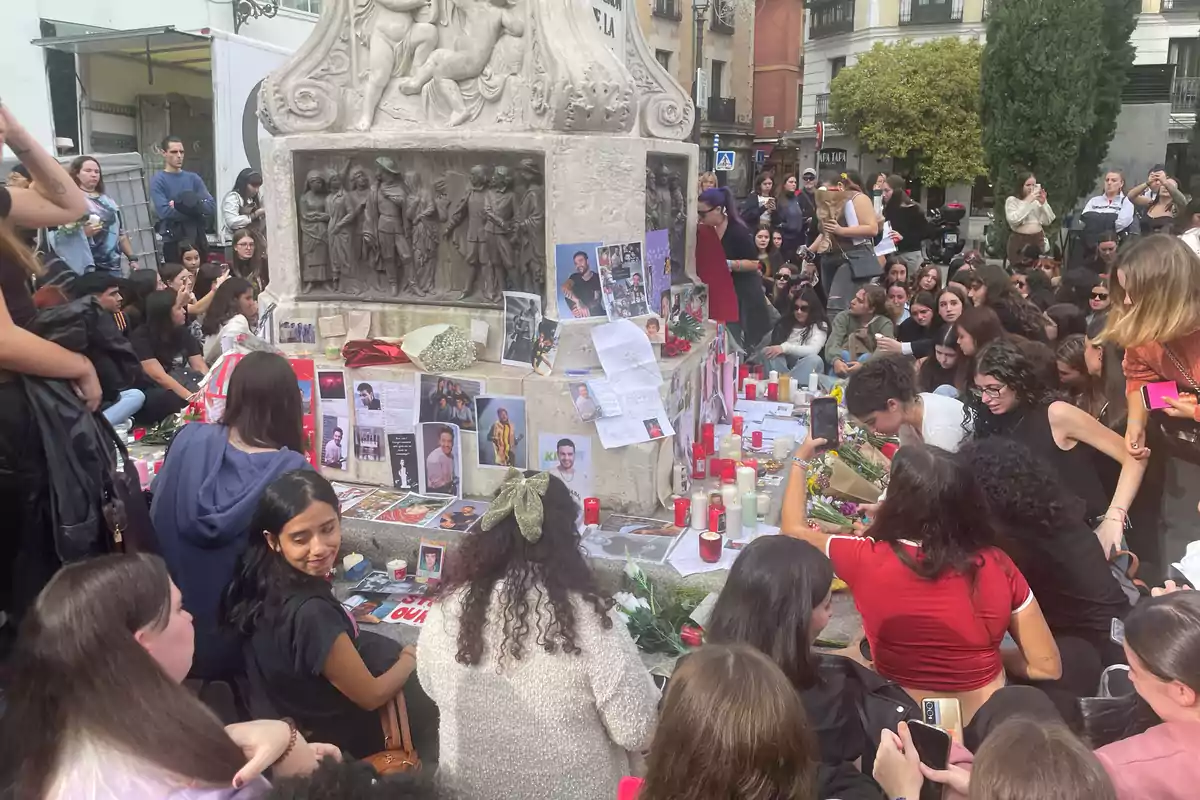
[{"x1": 416, "y1": 539, "x2": 447, "y2": 584}]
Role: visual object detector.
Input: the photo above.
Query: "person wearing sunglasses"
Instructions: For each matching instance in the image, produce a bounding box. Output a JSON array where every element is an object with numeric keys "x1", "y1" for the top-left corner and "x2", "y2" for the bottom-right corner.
[
  {"x1": 968, "y1": 338, "x2": 1147, "y2": 561},
  {"x1": 759, "y1": 287, "x2": 829, "y2": 387},
  {"x1": 1088, "y1": 282, "x2": 1111, "y2": 324}
]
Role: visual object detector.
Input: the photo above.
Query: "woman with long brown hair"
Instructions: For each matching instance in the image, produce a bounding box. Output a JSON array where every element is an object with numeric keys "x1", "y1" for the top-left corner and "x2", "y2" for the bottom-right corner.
[
  {"x1": 0, "y1": 553, "x2": 334, "y2": 799},
  {"x1": 630, "y1": 644, "x2": 821, "y2": 800},
  {"x1": 1004, "y1": 173, "x2": 1055, "y2": 269},
  {"x1": 417, "y1": 468, "x2": 658, "y2": 800},
  {"x1": 0, "y1": 104, "x2": 103, "y2": 624}
]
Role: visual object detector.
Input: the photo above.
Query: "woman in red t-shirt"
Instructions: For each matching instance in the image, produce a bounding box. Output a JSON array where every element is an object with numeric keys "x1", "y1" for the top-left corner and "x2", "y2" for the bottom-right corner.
[{"x1": 781, "y1": 437, "x2": 1061, "y2": 722}]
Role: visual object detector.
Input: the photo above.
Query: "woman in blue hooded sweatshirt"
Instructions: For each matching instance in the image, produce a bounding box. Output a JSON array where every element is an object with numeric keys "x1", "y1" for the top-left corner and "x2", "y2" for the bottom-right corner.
[{"x1": 151, "y1": 351, "x2": 311, "y2": 680}]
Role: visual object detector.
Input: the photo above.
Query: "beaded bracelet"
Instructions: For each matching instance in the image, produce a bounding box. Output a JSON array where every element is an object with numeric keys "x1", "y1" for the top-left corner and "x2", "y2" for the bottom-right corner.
[{"x1": 277, "y1": 717, "x2": 298, "y2": 764}]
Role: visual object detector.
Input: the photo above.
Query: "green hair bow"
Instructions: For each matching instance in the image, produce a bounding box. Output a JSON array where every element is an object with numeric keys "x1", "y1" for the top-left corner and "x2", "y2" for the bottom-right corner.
[{"x1": 479, "y1": 468, "x2": 550, "y2": 543}]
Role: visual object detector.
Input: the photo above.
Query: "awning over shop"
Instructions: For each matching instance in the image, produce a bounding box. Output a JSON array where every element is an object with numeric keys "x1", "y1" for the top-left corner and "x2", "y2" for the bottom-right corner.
[{"x1": 32, "y1": 25, "x2": 212, "y2": 79}]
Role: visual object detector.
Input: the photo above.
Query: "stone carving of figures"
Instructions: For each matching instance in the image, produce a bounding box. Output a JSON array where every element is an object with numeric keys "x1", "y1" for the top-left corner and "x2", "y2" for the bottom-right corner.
[
  {"x1": 666, "y1": 167, "x2": 687, "y2": 281},
  {"x1": 397, "y1": 0, "x2": 525, "y2": 127},
  {"x1": 514, "y1": 158, "x2": 545, "y2": 294},
  {"x1": 405, "y1": 169, "x2": 438, "y2": 297},
  {"x1": 325, "y1": 170, "x2": 350, "y2": 291},
  {"x1": 343, "y1": 166, "x2": 373, "y2": 280},
  {"x1": 650, "y1": 166, "x2": 676, "y2": 232},
  {"x1": 357, "y1": 0, "x2": 447, "y2": 130},
  {"x1": 483, "y1": 165, "x2": 516, "y2": 300},
  {"x1": 445, "y1": 165, "x2": 491, "y2": 300},
  {"x1": 365, "y1": 156, "x2": 413, "y2": 296},
  {"x1": 299, "y1": 170, "x2": 331, "y2": 291},
  {"x1": 644, "y1": 168, "x2": 656, "y2": 233}
]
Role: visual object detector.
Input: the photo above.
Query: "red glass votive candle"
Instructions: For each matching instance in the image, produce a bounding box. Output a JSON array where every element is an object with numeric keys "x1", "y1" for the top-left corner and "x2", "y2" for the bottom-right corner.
[
  {"x1": 708, "y1": 505, "x2": 726, "y2": 535},
  {"x1": 691, "y1": 443, "x2": 707, "y2": 479},
  {"x1": 731, "y1": 415, "x2": 744, "y2": 435},
  {"x1": 699, "y1": 530, "x2": 723, "y2": 563},
  {"x1": 743, "y1": 458, "x2": 758, "y2": 473},
  {"x1": 701, "y1": 422, "x2": 716, "y2": 455},
  {"x1": 767, "y1": 381, "x2": 779, "y2": 401},
  {"x1": 751, "y1": 430, "x2": 763, "y2": 449},
  {"x1": 583, "y1": 497, "x2": 600, "y2": 525},
  {"x1": 738, "y1": 365, "x2": 750, "y2": 389},
  {"x1": 132, "y1": 427, "x2": 146, "y2": 441},
  {"x1": 745, "y1": 382, "x2": 757, "y2": 400},
  {"x1": 721, "y1": 461, "x2": 736, "y2": 484},
  {"x1": 674, "y1": 497, "x2": 690, "y2": 527}
]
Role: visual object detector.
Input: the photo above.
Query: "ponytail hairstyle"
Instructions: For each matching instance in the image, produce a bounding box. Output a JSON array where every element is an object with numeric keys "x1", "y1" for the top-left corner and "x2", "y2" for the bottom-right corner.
[{"x1": 698, "y1": 186, "x2": 747, "y2": 229}]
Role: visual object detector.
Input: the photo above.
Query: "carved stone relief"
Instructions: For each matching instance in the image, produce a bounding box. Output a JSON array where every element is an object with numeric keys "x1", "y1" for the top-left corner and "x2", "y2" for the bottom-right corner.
[
  {"x1": 646, "y1": 153, "x2": 689, "y2": 284},
  {"x1": 292, "y1": 150, "x2": 545, "y2": 307},
  {"x1": 258, "y1": 0, "x2": 692, "y2": 139}
]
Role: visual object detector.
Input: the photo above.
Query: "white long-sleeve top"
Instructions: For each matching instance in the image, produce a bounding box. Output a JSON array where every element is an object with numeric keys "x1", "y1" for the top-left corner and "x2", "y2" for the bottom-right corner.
[
  {"x1": 222, "y1": 190, "x2": 256, "y2": 241},
  {"x1": 418, "y1": 585, "x2": 659, "y2": 800},
  {"x1": 1082, "y1": 193, "x2": 1136, "y2": 233},
  {"x1": 1004, "y1": 195, "x2": 1056, "y2": 234},
  {"x1": 780, "y1": 324, "x2": 829, "y2": 358}
]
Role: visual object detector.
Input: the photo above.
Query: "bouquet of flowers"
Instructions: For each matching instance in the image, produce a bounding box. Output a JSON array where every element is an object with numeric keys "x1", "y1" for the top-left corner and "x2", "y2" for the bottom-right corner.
[{"x1": 613, "y1": 561, "x2": 707, "y2": 655}]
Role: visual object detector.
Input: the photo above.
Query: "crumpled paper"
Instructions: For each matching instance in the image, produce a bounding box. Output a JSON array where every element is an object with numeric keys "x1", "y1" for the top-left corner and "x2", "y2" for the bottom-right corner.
[{"x1": 402, "y1": 324, "x2": 477, "y2": 372}]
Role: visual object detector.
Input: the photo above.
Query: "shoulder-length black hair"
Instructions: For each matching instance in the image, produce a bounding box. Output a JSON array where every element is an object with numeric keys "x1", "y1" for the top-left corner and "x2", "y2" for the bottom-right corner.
[
  {"x1": 968, "y1": 338, "x2": 1059, "y2": 438},
  {"x1": 223, "y1": 470, "x2": 338, "y2": 635},
  {"x1": 194, "y1": 261, "x2": 224, "y2": 300},
  {"x1": 867, "y1": 444, "x2": 998, "y2": 580},
  {"x1": 221, "y1": 351, "x2": 304, "y2": 454},
  {"x1": 0, "y1": 554, "x2": 245, "y2": 797},
  {"x1": 201, "y1": 276, "x2": 253, "y2": 337},
  {"x1": 917, "y1": 324, "x2": 969, "y2": 396},
  {"x1": 233, "y1": 167, "x2": 263, "y2": 200},
  {"x1": 145, "y1": 289, "x2": 181, "y2": 345},
  {"x1": 769, "y1": 287, "x2": 829, "y2": 347},
  {"x1": 441, "y1": 471, "x2": 613, "y2": 666},
  {"x1": 707, "y1": 536, "x2": 834, "y2": 690}
]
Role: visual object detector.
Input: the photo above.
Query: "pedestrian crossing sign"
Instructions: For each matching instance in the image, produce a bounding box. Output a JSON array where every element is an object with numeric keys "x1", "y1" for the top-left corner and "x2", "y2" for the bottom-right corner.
[{"x1": 715, "y1": 150, "x2": 735, "y2": 171}]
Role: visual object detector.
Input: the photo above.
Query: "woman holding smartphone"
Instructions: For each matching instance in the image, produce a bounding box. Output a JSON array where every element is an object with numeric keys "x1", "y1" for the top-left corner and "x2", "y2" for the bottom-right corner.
[
  {"x1": 1005, "y1": 173, "x2": 1054, "y2": 269},
  {"x1": 1105, "y1": 234, "x2": 1200, "y2": 572}
]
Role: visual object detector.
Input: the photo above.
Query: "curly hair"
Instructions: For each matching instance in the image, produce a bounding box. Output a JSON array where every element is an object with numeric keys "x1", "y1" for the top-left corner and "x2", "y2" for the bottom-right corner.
[
  {"x1": 968, "y1": 339, "x2": 1060, "y2": 438},
  {"x1": 845, "y1": 353, "x2": 918, "y2": 419},
  {"x1": 957, "y1": 438, "x2": 1086, "y2": 552},
  {"x1": 440, "y1": 472, "x2": 613, "y2": 666}
]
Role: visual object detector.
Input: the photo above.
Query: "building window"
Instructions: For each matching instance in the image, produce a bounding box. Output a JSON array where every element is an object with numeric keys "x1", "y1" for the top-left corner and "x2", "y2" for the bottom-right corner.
[
  {"x1": 900, "y1": 0, "x2": 964, "y2": 25},
  {"x1": 711, "y1": 60, "x2": 726, "y2": 99},
  {"x1": 809, "y1": 0, "x2": 855, "y2": 40},
  {"x1": 711, "y1": 0, "x2": 735, "y2": 33},
  {"x1": 655, "y1": 50, "x2": 672, "y2": 71},
  {"x1": 830, "y1": 56, "x2": 847, "y2": 80},
  {"x1": 652, "y1": 0, "x2": 681, "y2": 20},
  {"x1": 281, "y1": 0, "x2": 321, "y2": 13}
]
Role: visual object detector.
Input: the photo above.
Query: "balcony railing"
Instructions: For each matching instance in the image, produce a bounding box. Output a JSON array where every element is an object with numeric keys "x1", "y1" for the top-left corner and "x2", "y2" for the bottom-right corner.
[
  {"x1": 814, "y1": 93, "x2": 830, "y2": 124},
  {"x1": 708, "y1": 96, "x2": 737, "y2": 124},
  {"x1": 1173, "y1": 76, "x2": 1200, "y2": 112},
  {"x1": 652, "y1": 0, "x2": 681, "y2": 20},
  {"x1": 900, "y1": 0, "x2": 964, "y2": 24},
  {"x1": 809, "y1": 0, "x2": 855, "y2": 39},
  {"x1": 1163, "y1": 0, "x2": 1200, "y2": 10}
]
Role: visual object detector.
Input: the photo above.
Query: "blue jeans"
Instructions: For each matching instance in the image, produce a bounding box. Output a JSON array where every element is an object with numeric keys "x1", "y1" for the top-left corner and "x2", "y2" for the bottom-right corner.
[
  {"x1": 764, "y1": 353, "x2": 826, "y2": 387},
  {"x1": 102, "y1": 388, "x2": 145, "y2": 427},
  {"x1": 932, "y1": 384, "x2": 959, "y2": 398}
]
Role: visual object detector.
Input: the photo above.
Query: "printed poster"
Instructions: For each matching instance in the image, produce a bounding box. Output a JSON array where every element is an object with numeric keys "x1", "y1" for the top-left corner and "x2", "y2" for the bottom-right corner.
[
  {"x1": 554, "y1": 241, "x2": 605, "y2": 320},
  {"x1": 645, "y1": 228, "x2": 672, "y2": 321},
  {"x1": 597, "y1": 242, "x2": 651, "y2": 321}
]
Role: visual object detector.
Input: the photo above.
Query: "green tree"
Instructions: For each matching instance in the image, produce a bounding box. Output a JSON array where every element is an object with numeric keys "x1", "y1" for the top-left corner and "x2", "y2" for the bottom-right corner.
[
  {"x1": 828, "y1": 38, "x2": 986, "y2": 186},
  {"x1": 981, "y1": 0, "x2": 1133, "y2": 252}
]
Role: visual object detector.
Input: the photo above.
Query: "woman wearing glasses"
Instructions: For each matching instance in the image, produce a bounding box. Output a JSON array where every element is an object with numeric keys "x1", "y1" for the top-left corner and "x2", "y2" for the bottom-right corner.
[
  {"x1": 967, "y1": 338, "x2": 1147, "y2": 560},
  {"x1": 758, "y1": 287, "x2": 829, "y2": 387},
  {"x1": 697, "y1": 186, "x2": 777, "y2": 350}
]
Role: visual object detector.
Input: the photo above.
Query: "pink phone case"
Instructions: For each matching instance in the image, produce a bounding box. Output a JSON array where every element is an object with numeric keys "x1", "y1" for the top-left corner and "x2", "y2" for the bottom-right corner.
[{"x1": 1143, "y1": 381, "x2": 1180, "y2": 410}]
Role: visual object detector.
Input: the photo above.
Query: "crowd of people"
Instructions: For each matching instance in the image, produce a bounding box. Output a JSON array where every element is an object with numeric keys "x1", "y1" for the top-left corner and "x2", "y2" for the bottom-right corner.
[{"x1": 4, "y1": 92, "x2": 1200, "y2": 799}]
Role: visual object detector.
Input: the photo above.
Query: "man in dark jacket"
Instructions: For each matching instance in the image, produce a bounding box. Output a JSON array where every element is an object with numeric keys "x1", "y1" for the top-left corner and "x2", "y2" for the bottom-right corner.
[{"x1": 70, "y1": 273, "x2": 144, "y2": 426}]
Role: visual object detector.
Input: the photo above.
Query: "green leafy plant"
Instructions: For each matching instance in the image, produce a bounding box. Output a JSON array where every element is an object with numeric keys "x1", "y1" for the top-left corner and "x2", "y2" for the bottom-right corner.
[{"x1": 614, "y1": 561, "x2": 707, "y2": 655}]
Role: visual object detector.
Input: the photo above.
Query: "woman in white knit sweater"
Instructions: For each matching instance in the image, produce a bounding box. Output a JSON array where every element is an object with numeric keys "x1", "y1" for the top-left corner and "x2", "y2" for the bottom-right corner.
[
  {"x1": 758, "y1": 286, "x2": 831, "y2": 387},
  {"x1": 418, "y1": 469, "x2": 659, "y2": 800}
]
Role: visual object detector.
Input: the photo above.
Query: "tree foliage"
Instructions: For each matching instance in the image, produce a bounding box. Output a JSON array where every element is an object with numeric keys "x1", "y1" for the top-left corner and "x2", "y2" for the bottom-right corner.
[
  {"x1": 828, "y1": 38, "x2": 986, "y2": 187},
  {"x1": 982, "y1": 0, "x2": 1135, "y2": 227}
]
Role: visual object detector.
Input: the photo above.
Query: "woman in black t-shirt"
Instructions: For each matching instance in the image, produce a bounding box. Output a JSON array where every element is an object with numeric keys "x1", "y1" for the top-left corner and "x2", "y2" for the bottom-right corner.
[
  {"x1": 0, "y1": 104, "x2": 96, "y2": 621},
  {"x1": 698, "y1": 186, "x2": 776, "y2": 350},
  {"x1": 128, "y1": 289, "x2": 208, "y2": 425},
  {"x1": 223, "y1": 470, "x2": 419, "y2": 758}
]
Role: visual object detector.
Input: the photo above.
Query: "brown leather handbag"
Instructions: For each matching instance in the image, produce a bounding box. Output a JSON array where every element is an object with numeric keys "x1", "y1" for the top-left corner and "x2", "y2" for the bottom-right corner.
[{"x1": 363, "y1": 693, "x2": 421, "y2": 776}]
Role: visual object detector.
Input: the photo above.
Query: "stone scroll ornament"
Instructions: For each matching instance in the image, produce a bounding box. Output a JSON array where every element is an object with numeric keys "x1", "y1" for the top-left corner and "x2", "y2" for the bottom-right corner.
[{"x1": 258, "y1": 0, "x2": 692, "y2": 139}]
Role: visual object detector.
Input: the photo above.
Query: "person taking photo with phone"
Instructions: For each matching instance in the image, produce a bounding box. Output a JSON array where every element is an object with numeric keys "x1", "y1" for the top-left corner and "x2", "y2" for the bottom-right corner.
[{"x1": 1005, "y1": 173, "x2": 1055, "y2": 269}]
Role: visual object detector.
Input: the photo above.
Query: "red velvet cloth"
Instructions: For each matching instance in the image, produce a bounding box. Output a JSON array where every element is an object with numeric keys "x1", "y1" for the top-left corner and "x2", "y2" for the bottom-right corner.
[{"x1": 694, "y1": 224, "x2": 739, "y2": 323}]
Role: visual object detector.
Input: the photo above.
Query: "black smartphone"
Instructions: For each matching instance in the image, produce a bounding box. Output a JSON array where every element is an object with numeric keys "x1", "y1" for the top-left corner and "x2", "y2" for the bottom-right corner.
[
  {"x1": 810, "y1": 396, "x2": 840, "y2": 449},
  {"x1": 906, "y1": 720, "x2": 952, "y2": 800}
]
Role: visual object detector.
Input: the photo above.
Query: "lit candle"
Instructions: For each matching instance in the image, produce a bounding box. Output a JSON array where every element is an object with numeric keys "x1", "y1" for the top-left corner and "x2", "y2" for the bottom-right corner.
[
  {"x1": 767, "y1": 381, "x2": 779, "y2": 401},
  {"x1": 699, "y1": 530, "x2": 723, "y2": 563},
  {"x1": 735, "y1": 465, "x2": 755, "y2": 495},
  {"x1": 768, "y1": 369, "x2": 779, "y2": 382},
  {"x1": 690, "y1": 490, "x2": 709, "y2": 530},
  {"x1": 701, "y1": 422, "x2": 715, "y2": 455},
  {"x1": 741, "y1": 490, "x2": 758, "y2": 531},
  {"x1": 731, "y1": 415, "x2": 744, "y2": 435},
  {"x1": 721, "y1": 482, "x2": 739, "y2": 508},
  {"x1": 808, "y1": 372, "x2": 819, "y2": 393},
  {"x1": 751, "y1": 430, "x2": 763, "y2": 449},
  {"x1": 691, "y1": 443, "x2": 707, "y2": 479},
  {"x1": 725, "y1": 502, "x2": 742, "y2": 541},
  {"x1": 729, "y1": 434, "x2": 742, "y2": 459},
  {"x1": 722, "y1": 460, "x2": 737, "y2": 484},
  {"x1": 743, "y1": 457, "x2": 758, "y2": 473},
  {"x1": 583, "y1": 497, "x2": 601, "y2": 526},
  {"x1": 745, "y1": 382, "x2": 757, "y2": 400},
  {"x1": 674, "y1": 496, "x2": 691, "y2": 527}
]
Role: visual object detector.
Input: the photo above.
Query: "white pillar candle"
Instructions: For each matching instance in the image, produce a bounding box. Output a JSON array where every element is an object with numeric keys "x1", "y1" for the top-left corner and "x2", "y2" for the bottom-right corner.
[
  {"x1": 729, "y1": 433, "x2": 743, "y2": 459},
  {"x1": 757, "y1": 492, "x2": 771, "y2": 514},
  {"x1": 768, "y1": 369, "x2": 779, "y2": 382},
  {"x1": 741, "y1": 491, "x2": 758, "y2": 532},
  {"x1": 721, "y1": 483, "x2": 740, "y2": 508},
  {"x1": 808, "y1": 372, "x2": 819, "y2": 393},
  {"x1": 773, "y1": 435, "x2": 796, "y2": 459},
  {"x1": 725, "y1": 502, "x2": 742, "y2": 541},
  {"x1": 736, "y1": 465, "x2": 756, "y2": 496},
  {"x1": 690, "y1": 490, "x2": 709, "y2": 531}
]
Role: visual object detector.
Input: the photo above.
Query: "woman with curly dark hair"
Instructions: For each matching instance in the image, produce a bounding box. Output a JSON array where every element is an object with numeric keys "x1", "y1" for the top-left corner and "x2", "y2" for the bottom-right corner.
[
  {"x1": 969, "y1": 339, "x2": 1147, "y2": 560},
  {"x1": 781, "y1": 434, "x2": 1061, "y2": 723},
  {"x1": 417, "y1": 468, "x2": 658, "y2": 800},
  {"x1": 960, "y1": 438, "x2": 1133, "y2": 672},
  {"x1": 966, "y1": 263, "x2": 1049, "y2": 342}
]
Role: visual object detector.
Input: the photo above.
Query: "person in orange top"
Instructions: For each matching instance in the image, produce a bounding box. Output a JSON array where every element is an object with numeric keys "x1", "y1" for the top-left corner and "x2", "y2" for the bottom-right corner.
[{"x1": 1105, "y1": 233, "x2": 1200, "y2": 568}]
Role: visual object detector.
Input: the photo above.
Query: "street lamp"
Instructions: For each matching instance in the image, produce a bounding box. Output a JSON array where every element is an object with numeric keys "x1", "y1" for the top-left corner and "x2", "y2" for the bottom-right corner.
[{"x1": 692, "y1": 0, "x2": 710, "y2": 150}]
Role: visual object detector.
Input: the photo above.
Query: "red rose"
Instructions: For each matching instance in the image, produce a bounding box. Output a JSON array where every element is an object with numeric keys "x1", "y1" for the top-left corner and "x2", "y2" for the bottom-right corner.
[{"x1": 680, "y1": 624, "x2": 704, "y2": 648}]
